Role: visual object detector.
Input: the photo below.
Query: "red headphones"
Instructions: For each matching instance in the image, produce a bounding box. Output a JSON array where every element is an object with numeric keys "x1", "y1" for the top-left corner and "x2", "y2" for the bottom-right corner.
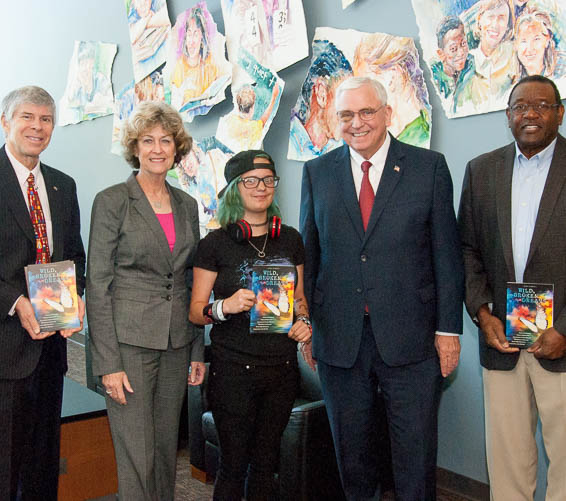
[{"x1": 227, "y1": 216, "x2": 281, "y2": 242}]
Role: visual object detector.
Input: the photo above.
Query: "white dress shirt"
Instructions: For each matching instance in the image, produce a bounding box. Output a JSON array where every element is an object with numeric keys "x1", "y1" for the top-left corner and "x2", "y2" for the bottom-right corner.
[
  {"x1": 348, "y1": 134, "x2": 457, "y2": 337},
  {"x1": 6, "y1": 146, "x2": 53, "y2": 315},
  {"x1": 349, "y1": 133, "x2": 390, "y2": 198}
]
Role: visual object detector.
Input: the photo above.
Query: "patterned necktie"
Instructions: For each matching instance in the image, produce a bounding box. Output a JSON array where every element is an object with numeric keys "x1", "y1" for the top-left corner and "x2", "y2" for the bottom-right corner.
[
  {"x1": 27, "y1": 173, "x2": 51, "y2": 263},
  {"x1": 360, "y1": 161, "x2": 375, "y2": 230}
]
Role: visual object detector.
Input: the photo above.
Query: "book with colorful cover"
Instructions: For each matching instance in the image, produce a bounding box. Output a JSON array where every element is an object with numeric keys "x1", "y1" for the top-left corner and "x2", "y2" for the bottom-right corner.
[
  {"x1": 25, "y1": 260, "x2": 80, "y2": 332},
  {"x1": 506, "y1": 282, "x2": 553, "y2": 348},
  {"x1": 249, "y1": 264, "x2": 295, "y2": 334}
]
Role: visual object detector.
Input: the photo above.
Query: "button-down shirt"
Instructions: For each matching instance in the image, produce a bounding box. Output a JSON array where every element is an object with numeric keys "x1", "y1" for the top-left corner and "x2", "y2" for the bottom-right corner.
[
  {"x1": 348, "y1": 133, "x2": 456, "y2": 337},
  {"x1": 6, "y1": 146, "x2": 53, "y2": 316},
  {"x1": 511, "y1": 138, "x2": 556, "y2": 282},
  {"x1": 349, "y1": 133, "x2": 390, "y2": 198}
]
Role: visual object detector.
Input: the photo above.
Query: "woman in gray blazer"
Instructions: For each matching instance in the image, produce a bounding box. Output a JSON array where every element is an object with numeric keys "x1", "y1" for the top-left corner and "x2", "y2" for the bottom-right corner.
[{"x1": 86, "y1": 102, "x2": 204, "y2": 501}]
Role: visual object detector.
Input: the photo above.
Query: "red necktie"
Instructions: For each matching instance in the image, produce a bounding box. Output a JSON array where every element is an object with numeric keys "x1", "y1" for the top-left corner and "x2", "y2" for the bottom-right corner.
[
  {"x1": 27, "y1": 173, "x2": 51, "y2": 263},
  {"x1": 360, "y1": 161, "x2": 375, "y2": 230}
]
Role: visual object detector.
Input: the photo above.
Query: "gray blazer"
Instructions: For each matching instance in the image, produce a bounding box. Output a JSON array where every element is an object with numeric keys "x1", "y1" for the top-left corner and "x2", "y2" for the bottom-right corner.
[
  {"x1": 86, "y1": 173, "x2": 203, "y2": 376},
  {"x1": 458, "y1": 134, "x2": 566, "y2": 372}
]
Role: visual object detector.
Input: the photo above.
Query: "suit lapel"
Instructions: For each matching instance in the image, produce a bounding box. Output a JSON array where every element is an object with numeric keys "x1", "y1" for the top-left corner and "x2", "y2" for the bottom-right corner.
[
  {"x1": 42, "y1": 165, "x2": 64, "y2": 260},
  {"x1": 526, "y1": 135, "x2": 566, "y2": 269},
  {"x1": 363, "y1": 136, "x2": 403, "y2": 246},
  {"x1": 169, "y1": 184, "x2": 188, "y2": 260},
  {"x1": 495, "y1": 144, "x2": 516, "y2": 281},
  {"x1": 335, "y1": 145, "x2": 365, "y2": 241},
  {"x1": 0, "y1": 146, "x2": 35, "y2": 244},
  {"x1": 127, "y1": 173, "x2": 173, "y2": 267}
]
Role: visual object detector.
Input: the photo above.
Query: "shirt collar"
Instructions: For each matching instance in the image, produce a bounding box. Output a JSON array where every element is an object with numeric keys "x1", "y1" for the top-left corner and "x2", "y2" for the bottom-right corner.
[
  {"x1": 514, "y1": 137, "x2": 557, "y2": 167},
  {"x1": 5, "y1": 146, "x2": 42, "y2": 188},
  {"x1": 349, "y1": 132, "x2": 391, "y2": 168}
]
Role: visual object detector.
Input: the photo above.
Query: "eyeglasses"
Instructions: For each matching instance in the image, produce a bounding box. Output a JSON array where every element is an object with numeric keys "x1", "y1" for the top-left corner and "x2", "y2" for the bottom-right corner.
[
  {"x1": 508, "y1": 103, "x2": 561, "y2": 115},
  {"x1": 336, "y1": 105, "x2": 385, "y2": 123},
  {"x1": 238, "y1": 175, "x2": 280, "y2": 189}
]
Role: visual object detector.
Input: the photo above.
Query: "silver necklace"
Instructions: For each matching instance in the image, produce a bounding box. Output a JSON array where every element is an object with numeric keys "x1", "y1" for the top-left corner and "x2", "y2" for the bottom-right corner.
[{"x1": 248, "y1": 233, "x2": 268, "y2": 258}]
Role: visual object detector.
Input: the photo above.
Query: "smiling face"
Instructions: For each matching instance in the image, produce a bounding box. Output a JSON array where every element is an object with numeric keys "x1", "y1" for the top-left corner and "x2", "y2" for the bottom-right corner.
[
  {"x1": 507, "y1": 80, "x2": 564, "y2": 158},
  {"x1": 438, "y1": 27, "x2": 469, "y2": 75},
  {"x1": 1, "y1": 103, "x2": 54, "y2": 169},
  {"x1": 135, "y1": 124, "x2": 177, "y2": 175},
  {"x1": 516, "y1": 20, "x2": 550, "y2": 75},
  {"x1": 336, "y1": 83, "x2": 392, "y2": 160},
  {"x1": 238, "y1": 161, "x2": 275, "y2": 219},
  {"x1": 478, "y1": 3, "x2": 510, "y2": 54},
  {"x1": 185, "y1": 17, "x2": 203, "y2": 63}
]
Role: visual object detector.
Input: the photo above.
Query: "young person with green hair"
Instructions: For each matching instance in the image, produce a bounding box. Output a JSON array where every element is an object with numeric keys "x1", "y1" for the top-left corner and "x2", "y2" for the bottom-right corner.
[{"x1": 189, "y1": 149, "x2": 315, "y2": 500}]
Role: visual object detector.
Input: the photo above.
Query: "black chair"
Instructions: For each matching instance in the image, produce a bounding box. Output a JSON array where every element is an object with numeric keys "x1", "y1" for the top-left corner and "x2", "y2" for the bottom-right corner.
[{"x1": 188, "y1": 349, "x2": 347, "y2": 500}]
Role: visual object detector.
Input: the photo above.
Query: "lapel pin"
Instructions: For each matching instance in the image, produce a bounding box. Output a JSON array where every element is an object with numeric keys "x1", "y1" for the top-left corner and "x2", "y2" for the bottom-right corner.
[
  {"x1": 53, "y1": 186, "x2": 58, "y2": 191},
  {"x1": 394, "y1": 166, "x2": 400, "y2": 173}
]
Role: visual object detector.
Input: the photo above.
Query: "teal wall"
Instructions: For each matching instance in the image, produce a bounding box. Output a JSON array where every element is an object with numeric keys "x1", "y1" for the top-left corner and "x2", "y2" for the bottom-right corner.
[{"x1": 1, "y1": 1, "x2": 555, "y2": 497}]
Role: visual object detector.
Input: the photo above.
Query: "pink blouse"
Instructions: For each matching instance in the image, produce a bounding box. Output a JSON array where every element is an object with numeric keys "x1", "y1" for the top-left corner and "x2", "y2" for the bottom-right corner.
[{"x1": 156, "y1": 213, "x2": 176, "y2": 253}]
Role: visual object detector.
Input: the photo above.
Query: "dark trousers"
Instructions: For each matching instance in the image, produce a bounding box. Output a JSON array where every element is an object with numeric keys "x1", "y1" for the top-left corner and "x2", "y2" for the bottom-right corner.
[
  {"x1": 318, "y1": 317, "x2": 442, "y2": 501},
  {"x1": 209, "y1": 358, "x2": 299, "y2": 501},
  {"x1": 0, "y1": 337, "x2": 64, "y2": 501}
]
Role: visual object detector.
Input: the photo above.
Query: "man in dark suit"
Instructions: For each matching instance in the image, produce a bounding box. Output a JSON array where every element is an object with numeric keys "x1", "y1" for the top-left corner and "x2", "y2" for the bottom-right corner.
[
  {"x1": 300, "y1": 76, "x2": 464, "y2": 501},
  {"x1": 458, "y1": 75, "x2": 566, "y2": 501},
  {"x1": 0, "y1": 86, "x2": 85, "y2": 501}
]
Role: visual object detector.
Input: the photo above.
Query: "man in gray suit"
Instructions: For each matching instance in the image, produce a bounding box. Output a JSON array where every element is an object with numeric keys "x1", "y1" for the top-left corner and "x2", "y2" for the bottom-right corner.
[
  {"x1": 0, "y1": 86, "x2": 85, "y2": 500},
  {"x1": 459, "y1": 75, "x2": 566, "y2": 501}
]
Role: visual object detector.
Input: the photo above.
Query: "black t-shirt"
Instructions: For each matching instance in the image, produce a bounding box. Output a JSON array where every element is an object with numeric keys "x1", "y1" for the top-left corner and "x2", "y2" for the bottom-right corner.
[{"x1": 194, "y1": 224, "x2": 305, "y2": 365}]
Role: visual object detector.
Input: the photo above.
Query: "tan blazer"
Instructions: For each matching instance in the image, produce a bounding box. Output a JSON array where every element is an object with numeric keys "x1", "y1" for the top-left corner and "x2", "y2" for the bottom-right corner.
[{"x1": 86, "y1": 173, "x2": 203, "y2": 376}]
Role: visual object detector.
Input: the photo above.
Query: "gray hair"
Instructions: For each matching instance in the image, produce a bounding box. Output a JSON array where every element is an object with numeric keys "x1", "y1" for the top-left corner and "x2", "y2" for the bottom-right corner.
[
  {"x1": 1, "y1": 86, "x2": 56, "y2": 122},
  {"x1": 335, "y1": 77, "x2": 388, "y2": 106}
]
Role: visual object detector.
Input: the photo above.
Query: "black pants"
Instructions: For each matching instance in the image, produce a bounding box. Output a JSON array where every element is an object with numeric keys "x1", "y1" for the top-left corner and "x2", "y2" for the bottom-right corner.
[
  {"x1": 0, "y1": 337, "x2": 64, "y2": 501},
  {"x1": 209, "y1": 358, "x2": 299, "y2": 501}
]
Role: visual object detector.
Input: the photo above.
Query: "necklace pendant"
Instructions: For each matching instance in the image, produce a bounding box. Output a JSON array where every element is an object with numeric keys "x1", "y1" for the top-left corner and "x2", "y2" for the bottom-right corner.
[{"x1": 257, "y1": 250, "x2": 266, "y2": 258}]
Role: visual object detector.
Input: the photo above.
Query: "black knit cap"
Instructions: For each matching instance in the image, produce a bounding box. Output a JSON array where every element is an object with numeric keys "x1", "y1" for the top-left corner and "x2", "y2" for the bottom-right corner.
[{"x1": 218, "y1": 149, "x2": 276, "y2": 198}]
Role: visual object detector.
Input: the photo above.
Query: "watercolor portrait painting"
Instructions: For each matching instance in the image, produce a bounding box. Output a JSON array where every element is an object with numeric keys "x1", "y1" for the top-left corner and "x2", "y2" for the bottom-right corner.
[
  {"x1": 217, "y1": 49, "x2": 284, "y2": 153},
  {"x1": 221, "y1": 0, "x2": 308, "y2": 85},
  {"x1": 176, "y1": 137, "x2": 233, "y2": 237},
  {"x1": 412, "y1": 0, "x2": 566, "y2": 117},
  {"x1": 125, "y1": 0, "x2": 171, "y2": 82},
  {"x1": 58, "y1": 41, "x2": 116, "y2": 126},
  {"x1": 288, "y1": 27, "x2": 432, "y2": 162},
  {"x1": 165, "y1": 2, "x2": 232, "y2": 122},
  {"x1": 111, "y1": 65, "x2": 165, "y2": 154}
]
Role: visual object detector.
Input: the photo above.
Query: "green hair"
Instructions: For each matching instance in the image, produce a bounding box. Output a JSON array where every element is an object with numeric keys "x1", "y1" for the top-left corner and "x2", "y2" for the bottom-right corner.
[{"x1": 217, "y1": 178, "x2": 281, "y2": 229}]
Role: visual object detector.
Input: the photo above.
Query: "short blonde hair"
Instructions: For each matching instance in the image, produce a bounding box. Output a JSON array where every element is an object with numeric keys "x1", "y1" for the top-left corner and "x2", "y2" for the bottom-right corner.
[{"x1": 122, "y1": 101, "x2": 192, "y2": 169}]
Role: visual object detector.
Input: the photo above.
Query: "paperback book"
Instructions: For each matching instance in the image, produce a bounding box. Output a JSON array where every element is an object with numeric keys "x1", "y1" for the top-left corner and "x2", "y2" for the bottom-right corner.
[
  {"x1": 249, "y1": 264, "x2": 295, "y2": 334},
  {"x1": 25, "y1": 260, "x2": 80, "y2": 332},
  {"x1": 506, "y1": 282, "x2": 553, "y2": 348}
]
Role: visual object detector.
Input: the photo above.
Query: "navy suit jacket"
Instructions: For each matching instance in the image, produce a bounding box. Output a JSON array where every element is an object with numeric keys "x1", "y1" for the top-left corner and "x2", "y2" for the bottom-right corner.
[
  {"x1": 300, "y1": 137, "x2": 464, "y2": 368},
  {"x1": 0, "y1": 145, "x2": 86, "y2": 379}
]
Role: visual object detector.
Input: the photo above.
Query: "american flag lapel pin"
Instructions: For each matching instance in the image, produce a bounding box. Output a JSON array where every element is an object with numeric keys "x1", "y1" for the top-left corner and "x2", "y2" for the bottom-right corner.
[{"x1": 394, "y1": 165, "x2": 400, "y2": 173}]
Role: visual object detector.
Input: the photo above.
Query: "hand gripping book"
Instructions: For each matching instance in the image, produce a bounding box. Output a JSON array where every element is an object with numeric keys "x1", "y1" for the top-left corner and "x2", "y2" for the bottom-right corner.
[
  {"x1": 249, "y1": 264, "x2": 295, "y2": 334},
  {"x1": 506, "y1": 282, "x2": 553, "y2": 348},
  {"x1": 25, "y1": 260, "x2": 80, "y2": 332}
]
